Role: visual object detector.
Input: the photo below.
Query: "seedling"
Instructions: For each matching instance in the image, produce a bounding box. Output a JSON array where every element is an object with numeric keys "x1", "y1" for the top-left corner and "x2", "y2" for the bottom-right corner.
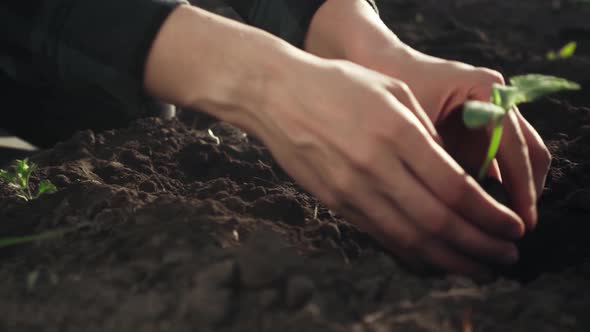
[
  {"x1": 0, "y1": 158, "x2": 56, "y2": 201},
  {"x1": 207, "y1": 128, "x2": 221, "y2": 145},
  {"x1": 547, "y1": 41, "x2": 577, "y2": 60},
  {"x1": 0, "y1": 228, "x2": 70, "y2": 248},
  {"x1": 463, "y1": 74, "x2": 581, "y2": 180}
]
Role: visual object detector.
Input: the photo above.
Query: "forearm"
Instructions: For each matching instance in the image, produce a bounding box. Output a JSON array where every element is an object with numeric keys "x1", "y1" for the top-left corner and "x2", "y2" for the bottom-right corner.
[{"x1": 144, "y1": 5, "x2": 312, "y2": 131}]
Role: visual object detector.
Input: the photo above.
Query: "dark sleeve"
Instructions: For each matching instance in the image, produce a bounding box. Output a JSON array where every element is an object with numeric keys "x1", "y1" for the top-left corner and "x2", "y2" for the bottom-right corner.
[
  {"x1": 0, "y1": 0, "x2": 187, "y2": 116},
  {"x1": 224, "y1": 0, "x2": 379, "y2": 48}
]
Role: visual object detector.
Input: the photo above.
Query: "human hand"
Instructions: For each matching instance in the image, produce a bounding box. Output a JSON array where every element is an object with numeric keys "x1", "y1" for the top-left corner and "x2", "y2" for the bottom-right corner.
[
  {"x1": 251, "y1": 57, "x2": 525, "y2": 277},
  {"x1": 144, "y1": 5, "x2": 524, "y2": 276},
  {"x1": 356, "y1": 50, "x2": 550, "y2": 230},
  {"x1": 304, "y1": 0, "x2": 550, "y2": 231}
]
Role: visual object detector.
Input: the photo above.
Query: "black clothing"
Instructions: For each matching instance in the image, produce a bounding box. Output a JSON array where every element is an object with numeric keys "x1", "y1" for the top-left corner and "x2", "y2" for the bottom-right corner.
[
  {"x1": 0, "y1": 0, "x2": 378, "y2": 147},
  {"x1": 225, "y1": 0, "x2": 378, "y2": 48}
]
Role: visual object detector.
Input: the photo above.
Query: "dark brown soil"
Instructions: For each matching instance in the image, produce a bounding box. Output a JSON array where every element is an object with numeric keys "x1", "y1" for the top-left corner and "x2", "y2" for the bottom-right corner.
[{"x1": 2, "y1": 0, "x2": 590, "y2": 331}]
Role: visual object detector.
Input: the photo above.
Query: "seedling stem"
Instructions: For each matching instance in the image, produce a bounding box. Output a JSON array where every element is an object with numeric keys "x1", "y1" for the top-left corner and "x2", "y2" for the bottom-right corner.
[{"x1": 463, "y1": 74, "x2": 580, "y2": 181}]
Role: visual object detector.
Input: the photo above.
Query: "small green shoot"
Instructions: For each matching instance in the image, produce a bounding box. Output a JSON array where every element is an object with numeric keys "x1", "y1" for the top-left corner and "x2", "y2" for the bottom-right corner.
[
  {"x1": 0, "y1": 228, "x2": 70, "y2": 248},
  {"x1": 0, "y1": 158, "x2": 57, "y2": 201},
  {"x1": 463, "y1": 74, "x2": 581, "y2": 180},
  {"x1": 547, "y1": 41, "x2": 577, "y2": 60}
]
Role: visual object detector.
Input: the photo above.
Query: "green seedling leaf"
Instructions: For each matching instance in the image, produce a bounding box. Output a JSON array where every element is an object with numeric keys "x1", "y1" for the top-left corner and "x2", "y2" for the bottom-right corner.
[
  {"x1": 37, "y1": 181, "x2": 57, "y2": 196},
  {"x1": 0, "y1": 159, "x2": 57, "y2": 201},
  {"x1": 493, "y1": 84, "x2": 523, "y2": 110},
  {"x1": 16, "y1": 158, "x2": 34, "y2": 176},
  {"x1": 510, "y1": 74, "x2": 581, "y2": 103},
  {"x1": 559, "y1": 41, "x2": 577, "y2": 58},
  {"x1": 463, "y1": 101, "x2": 506, "y2": 129},
  {"x1": 465, "y1": 74, "x2": 580, "y2": 181},
  {"x1": 0, "y1": 169, "x2": 14, "y2": 182},
  {"x1": 547, "y1": 42, "x2": 578, "y2": 60}
]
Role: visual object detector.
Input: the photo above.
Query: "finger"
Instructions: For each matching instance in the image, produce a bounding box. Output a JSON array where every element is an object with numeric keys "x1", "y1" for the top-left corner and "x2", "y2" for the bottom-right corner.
[
  {"x1": 374, "y1": 157, "x2": 518, "y2": 265},
  {"x1": 496, "y1": 110, "x2": 537, "y2": 230},
  {"x1": 340, "y1": 205, "x2": 422, "y2": 269},
  {"x1": 386, "y1": 82, "x2": 442, "y2": 144},
  {"x1": 332, "y1": 177, "x2": 427, "y2": 270},
  {"x1": 514, "y1": 108, "x2": 552, "y2": 198},
  {"x1": 418, "y1": 239, "x2": 492, "y2": 278},
  {"x1": 342, "y1": 188, "x2": 491, "y2": 279},
  {"x1": 489, "y1": 158, "x2": 502, "y2": 181},
  {"x1": 387, "y1": 101, "x2": 525, "y2": 239}
]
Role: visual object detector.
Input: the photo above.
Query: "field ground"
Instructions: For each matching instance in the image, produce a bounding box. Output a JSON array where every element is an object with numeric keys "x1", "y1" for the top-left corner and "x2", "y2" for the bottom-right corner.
[{"x1": 1, "y1": 0, "x2": 590, "y2": 331}]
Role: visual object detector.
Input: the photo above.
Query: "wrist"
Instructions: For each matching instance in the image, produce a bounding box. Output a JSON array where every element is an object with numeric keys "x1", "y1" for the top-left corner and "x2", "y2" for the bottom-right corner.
[
  {"x1": 305, "y1": 0, "x2": 417, "y2": 78},
  {"x1": 305, "y1": 0, "x2": 402, "y2": 57}
]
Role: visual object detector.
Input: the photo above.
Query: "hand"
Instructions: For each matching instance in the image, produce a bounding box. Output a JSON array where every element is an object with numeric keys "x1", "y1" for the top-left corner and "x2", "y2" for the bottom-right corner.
[
  {"x1": 144, "y1": 5, "x2": 524, "y2": 276},
  {"x1": 252, "y1": 58, "x2": 524, "y2": 277},
  {"x1": 355, "y1": 49, "x2": 551, "y2": 230},
  {"x1": 304, "y1": 0, "x2": 550, "y2": 231}
]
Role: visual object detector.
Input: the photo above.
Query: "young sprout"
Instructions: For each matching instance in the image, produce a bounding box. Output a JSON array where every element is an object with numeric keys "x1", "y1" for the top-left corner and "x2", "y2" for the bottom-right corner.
[
  {"x1": 0, "y1": 228, "x2": 70, "y2": 248},
  {"x1": 207, "y1": 128, "x2": 221, "y2": 145},
  {"x1": 463, "y1": 74, "x2": 581, "y2": 180},
  {"x1": 547, "y1": 41, "x2": 577, "y2": 60},
  {"x1": 0, "y1": 158, "x2": 57, "y2": 201}
]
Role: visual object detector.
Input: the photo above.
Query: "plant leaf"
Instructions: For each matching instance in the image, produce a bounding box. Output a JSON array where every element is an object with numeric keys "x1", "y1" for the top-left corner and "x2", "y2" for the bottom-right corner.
[
  {"x1": 0, "y1": 169, "x2": 14, "y2": 182},
  {"x1": 509, "y1": 74, "x2": 581, "y2": 103},
  {"x1": 16, "y1": 159, "x2": 29, "y2": 174},
  {"x1": 463, "y1": 101, "x2": 507, "y2": 129},
  {"x1": 546, "y1": 51, "x2": 557, "y2": 61},
  {"x1": 547, "y1": 42, "x2": 578, "y2": 60},
  {"x1": 493, "y1": 84, "x2": 524, "y2": 110},
  {"x1": 559, "y1": 41, "x2": 577, "y2": 59},
  {"x1": 37, "y1": 181, "x2": 57, "y2": 196}
]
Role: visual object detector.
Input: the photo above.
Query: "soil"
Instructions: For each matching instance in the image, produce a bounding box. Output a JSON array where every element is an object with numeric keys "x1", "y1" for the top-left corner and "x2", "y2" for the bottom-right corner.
[{"x1": 2, "y1": 0, "x2": 590, "y2": 331}]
